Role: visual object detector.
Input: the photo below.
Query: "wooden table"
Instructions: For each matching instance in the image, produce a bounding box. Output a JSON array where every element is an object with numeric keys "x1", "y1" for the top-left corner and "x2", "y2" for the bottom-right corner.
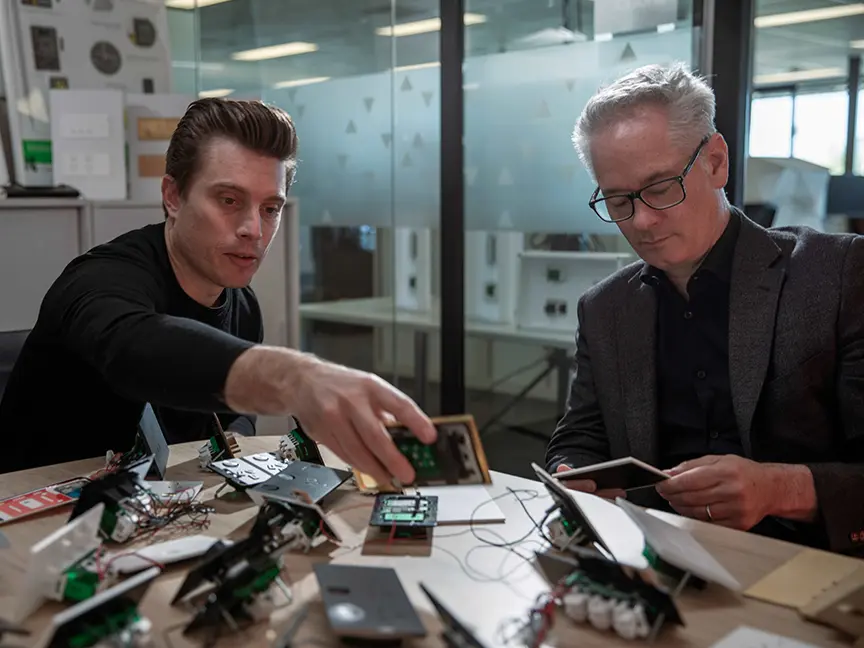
[{"x1": 0, "y1": 437, "x2": 854, "y2": 647}]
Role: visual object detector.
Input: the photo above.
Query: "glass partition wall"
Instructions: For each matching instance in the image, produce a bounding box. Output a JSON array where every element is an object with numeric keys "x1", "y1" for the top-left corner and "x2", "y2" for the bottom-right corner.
[{"x1": 176, "y1": 0, "x2": 707, "y2": 473}]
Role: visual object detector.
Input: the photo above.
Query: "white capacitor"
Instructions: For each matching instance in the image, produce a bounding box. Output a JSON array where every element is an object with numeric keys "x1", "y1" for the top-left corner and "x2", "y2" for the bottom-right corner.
[
  {"x1": 612, "y1": 600, "x2": 638, "y2": 640},
  {"x1": 197, "y1": 443, "x2": 212, "y2": 469},
  {"x1": 563, "y1": 589, "x2": 589, "y2": 623},
  {"x1": 278, "y1": 435, "x2": 300, "y2": 462},
  {"x1": 587, "y1": 595, "x2": 614, "y2": 631}
]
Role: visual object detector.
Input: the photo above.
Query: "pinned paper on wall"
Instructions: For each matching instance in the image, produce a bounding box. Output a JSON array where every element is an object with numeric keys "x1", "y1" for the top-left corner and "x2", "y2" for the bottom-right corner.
[
  {"x1": 60, "y1": 113, "x2": 110, "y2": 139},
  {"x1": 137, "y1": 117, "x2": 179, "y2": 141},
  {"x1": 60, "y1": 152, "x2": 111, "y2": 176}
]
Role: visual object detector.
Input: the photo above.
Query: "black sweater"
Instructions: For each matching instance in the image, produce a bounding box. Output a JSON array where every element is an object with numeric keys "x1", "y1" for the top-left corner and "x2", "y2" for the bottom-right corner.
[{"x1": 0, "y1": 223, "x2": 262, "y2": 473}]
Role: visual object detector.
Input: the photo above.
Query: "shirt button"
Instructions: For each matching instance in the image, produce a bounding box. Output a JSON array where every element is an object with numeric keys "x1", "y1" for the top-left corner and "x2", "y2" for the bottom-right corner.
[
  {"x1": 684, "y1": 311, "x2": 693, "y2": 319},
  {"x1": 696, "y1": 370, "x2": 706, "y2": 379}
]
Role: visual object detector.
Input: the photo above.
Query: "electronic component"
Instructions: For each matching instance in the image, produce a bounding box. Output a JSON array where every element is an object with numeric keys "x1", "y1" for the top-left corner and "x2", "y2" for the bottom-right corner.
[
  {"x1": 172, "y1": 502, "x2": 330, "y2": 638},
  {"x1": 532, "y1": 463, "x2": 612, "y2": 557},
  {"x1": 17, "y1": 503, "x2": 104, "y2": 621},
  {"x1": 535, "y1": 549, "x2": 683, "y2": 642},
  {"x1": 354, "y1": 414, "x2": 492, "y2": 492},
  {"x1": 277, "y1": 419, "x2": 324, "y2": 464},
  {"x1": 370, "y1": 494, "x2": 438, "y2": 541},
  {"x1": 198, "y1": 414, "x2": 241, "y2": 469},
  {"x1": 106, "y1": 535, "x2": 225, "y2": 575},
  {"x1": 314, "y1": 564, "x2": 427, "y2": 641},
  {"x1": 617, "y1": 498, "x2": 741, "y2": 591},
  {"x1": 68, "y1": 457, "x2": 156, "y2": 543},
  {"x1": 420, "y1": 583, "x2": 489, "y2": 648},
  {"x1": 209, "y1": 454, "x2": 291, "y2": 489},
  {"x1": 40, "y1": 566, "x2": 159, "y2": 648},
  {"x1": 248, "y1": 460, "x2": 352, "y2": 505},
  {"x1": 113, "y1": 403, "x2": 169, "y2": 479}
]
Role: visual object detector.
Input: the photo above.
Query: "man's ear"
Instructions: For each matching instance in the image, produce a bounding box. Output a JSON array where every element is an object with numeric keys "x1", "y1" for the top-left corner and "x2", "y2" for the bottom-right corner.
[
  {"x1": 708, "y1": 133, "x2": 729, "y2": 190},
  {"x1": 161, "y1": 175, "x2": 181, "y2": 219}
]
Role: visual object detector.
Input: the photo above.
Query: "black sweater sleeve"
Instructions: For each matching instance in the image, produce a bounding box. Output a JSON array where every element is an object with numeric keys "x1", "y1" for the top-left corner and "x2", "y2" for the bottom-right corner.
[{"x1": 51, "y1": 257, "x2": 255, "y2": 412}]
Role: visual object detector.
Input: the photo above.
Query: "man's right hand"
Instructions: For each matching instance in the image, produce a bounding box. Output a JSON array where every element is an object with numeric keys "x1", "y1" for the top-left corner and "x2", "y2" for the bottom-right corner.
[
  {"x1": 555, "y1": 464, "x2": 626, "y2": 501},
  {"x1": 225, "y1": 347, "x2": 437, "y2": 487},
  {"x1": 290, "y1": 358, "x2": 436, "y2": 486}
]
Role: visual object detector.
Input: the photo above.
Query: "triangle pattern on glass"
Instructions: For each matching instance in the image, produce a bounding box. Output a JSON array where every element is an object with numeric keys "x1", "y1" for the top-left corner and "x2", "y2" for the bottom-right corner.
[
  {"x1": 337, "y1": 154, "x2": 348, "y2": 170},
  {"x1": 498, "y1": 210, "x2": 514, "y2": 229},
  {"x1": 413, "y1": 133, "x2": 423, "y2": 149},
  {"x1": 498, "y1": 167, "x2": 514, "y2": 186},
  {"x1": 381, "y1": 133, "x2": 392, "y2": 148},
  {"x1": 620, "y1": 43, "x2": 636, "y2": 62},
  {"x1": 465, "y1": 166, "x2": 478, "y2": 186},
  {"x1": 296, "y1": 105, "x2": 306, "y2": 119},
  {"x1": 346, "y1": 120, "x2": 357, "y2": 134},
  {"x1": 288, "y1": 89, "x2": 298, "y2": 103},
  {"x1": 402, "y1": 152, "x2": 412, "y2": 167},
  {"x1": 520, "y1": 140, "x2": 535, "y2": 161},
  {"x1": 364, "y1": 97, "x2": 374, "y2": 113},
  {"x1": 422, "y1": 90, "x2": 434, "y2": 107},
  {"x1": 401, "y1": 76, "x2": 413, "y2": 91},
  {"x1": 321, "y1": 209, "x2": 333, "y2": 224},
  {"x1": 565, "y1": 79, "x2": 576, "y2": 92},
  {"x1": 536, "y1": 100, "x2": 551, "y2": 119}
]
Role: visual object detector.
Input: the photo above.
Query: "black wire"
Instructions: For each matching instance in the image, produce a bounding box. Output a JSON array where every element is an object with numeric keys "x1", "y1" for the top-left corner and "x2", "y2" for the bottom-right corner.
[{"x1": 468, "y1": 487, "x2": 553, "y2": 549}]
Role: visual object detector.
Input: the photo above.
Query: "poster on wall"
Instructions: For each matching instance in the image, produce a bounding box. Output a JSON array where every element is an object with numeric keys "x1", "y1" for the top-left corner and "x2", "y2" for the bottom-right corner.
[{"x1": 0, "y1": 0, "x2": 172, "y2": 186}]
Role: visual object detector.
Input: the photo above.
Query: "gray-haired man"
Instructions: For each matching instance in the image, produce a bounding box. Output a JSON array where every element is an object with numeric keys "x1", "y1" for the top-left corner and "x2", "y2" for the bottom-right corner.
[{"x1": 546, "y1": 63, "x2": 864, "y2": 556}]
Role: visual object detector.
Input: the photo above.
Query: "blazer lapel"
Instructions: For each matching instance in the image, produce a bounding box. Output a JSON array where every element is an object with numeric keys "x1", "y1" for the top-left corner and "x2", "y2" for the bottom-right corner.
[
  {"x1": 728, "y1": 215, "x2": 786, "y2": 456},
  {"x1": 618, "y1": 272, "x2": 659, "y2": 464}
]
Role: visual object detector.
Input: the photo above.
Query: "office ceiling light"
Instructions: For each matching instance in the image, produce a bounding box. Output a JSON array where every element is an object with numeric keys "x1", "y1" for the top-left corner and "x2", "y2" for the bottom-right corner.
[
  {"x1": 198, "y1": 88, "x2": 234, "y2": 98},
  {"x1": 394, "y1": 61, "x2": 440, "y2": 72},
  {"x1": 376, "y1": 13, "x2": 487, "y2": 37},
  {"x1": 273, "y1": 76, "x2": 331, "y2": 89},
  {"x1": 754, "y1": 68, "x2": 845, "y2": 84},
  {"x1": 165, "y1": 0, "x2": 232, "y2": 9},
  {"x1": 852, "y1": 39, "x2": 864, "y2": 48},
  {"x1": 755, "y1": 4, "x2": 864, "y2": 28},
  {"x1": 232, "y1": 42, "x2": 318, "y2": 62}
]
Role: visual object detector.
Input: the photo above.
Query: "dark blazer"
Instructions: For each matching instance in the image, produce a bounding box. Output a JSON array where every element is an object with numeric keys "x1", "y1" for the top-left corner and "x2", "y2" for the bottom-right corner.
[{"x1": 546, "y1": 212, "x2": 864, "y2": 555}]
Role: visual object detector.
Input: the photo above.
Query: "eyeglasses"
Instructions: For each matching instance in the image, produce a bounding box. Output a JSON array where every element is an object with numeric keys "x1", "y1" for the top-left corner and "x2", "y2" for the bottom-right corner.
[{"x1": 588, "y1": 135, "x2": 710, "y2": 223}]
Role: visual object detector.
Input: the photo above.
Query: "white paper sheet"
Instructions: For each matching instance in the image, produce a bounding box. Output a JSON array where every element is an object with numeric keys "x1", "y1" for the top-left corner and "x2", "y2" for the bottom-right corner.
[
  {"x1": 711, "y1": 626, "x2": 819, "y2": 648},
  {"x1": 410, "y1": 485, "x2": 506, "y2": 524}
]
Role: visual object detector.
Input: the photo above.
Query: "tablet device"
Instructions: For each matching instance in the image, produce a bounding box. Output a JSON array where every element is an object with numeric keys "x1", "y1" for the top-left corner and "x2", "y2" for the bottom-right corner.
[{"x1": 553, "y1": 456, "x2": 668, "y2": 491}]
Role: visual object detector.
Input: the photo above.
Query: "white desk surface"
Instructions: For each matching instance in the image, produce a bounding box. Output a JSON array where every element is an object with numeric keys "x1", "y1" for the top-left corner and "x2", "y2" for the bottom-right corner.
[
  {"x1": 0, "y1": 437, "x2": 852, "y2": 647},
  {"x1": 299, "y1": 297, "x2": 577, "y2": 348}
]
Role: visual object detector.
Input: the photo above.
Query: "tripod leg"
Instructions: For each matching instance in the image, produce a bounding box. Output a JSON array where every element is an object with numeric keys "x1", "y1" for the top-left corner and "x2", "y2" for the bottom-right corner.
[{"x1": 480, "y1": 361, "x2": 555, "y2": 434}]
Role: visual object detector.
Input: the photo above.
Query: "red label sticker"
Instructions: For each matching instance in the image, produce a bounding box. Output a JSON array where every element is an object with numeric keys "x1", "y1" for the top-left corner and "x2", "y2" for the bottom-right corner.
[{"x1": 0, "y1": 479, "x2": 88, "y2": 524}]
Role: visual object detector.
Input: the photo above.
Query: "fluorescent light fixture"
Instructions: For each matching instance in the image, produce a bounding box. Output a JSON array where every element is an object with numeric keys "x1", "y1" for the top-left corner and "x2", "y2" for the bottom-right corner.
[
  {"x1": 172, "y1": 60, "x2": 225, "y2": 72},
  {"x1": 394, "y1": 61, "x2": 440, "y2": 72},
  {"x1": 656, "y1": 23, "x2": 676, "y2": 33},
  {"x1": 272, "y1": 76, "x2": 331, "y2": 89},
  {"x1": 232, "y1": 42, "x2": 318, "y2": 62},
  {"x1": 198, "y1": 88, "x2": 234, "y2": 98},
  {"x1": 166, "y1": 0, "x2": 232, "y2": 9},
  {"x1": 755, "y1": 4, "x2": 864, "y2": 28},
  {"x1": 376, "y1": 13, "x2": 487, "y2": 37},
  {"x1": 852, "y1": 39, "x2": 864, "y2": 48},
  {"x1": 754, "y1": 68, "x2": 845, "y2": 85}
]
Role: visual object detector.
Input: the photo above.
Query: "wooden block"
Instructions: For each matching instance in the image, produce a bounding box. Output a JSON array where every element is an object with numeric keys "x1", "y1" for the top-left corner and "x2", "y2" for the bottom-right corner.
[{"x1": 137, "y1": 117, "x2": 179, "y2": 141}]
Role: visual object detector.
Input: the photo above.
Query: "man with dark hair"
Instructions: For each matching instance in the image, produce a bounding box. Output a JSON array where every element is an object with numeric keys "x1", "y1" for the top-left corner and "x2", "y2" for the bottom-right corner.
[{"x1": 0, "y1": 98, "x2": 435, "y2": 484}]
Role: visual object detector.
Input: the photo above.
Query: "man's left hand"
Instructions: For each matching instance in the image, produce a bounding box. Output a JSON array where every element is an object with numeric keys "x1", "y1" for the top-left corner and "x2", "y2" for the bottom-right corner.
[{"x1": 655, "y1": 455, "x2": 775, "y2": 531}]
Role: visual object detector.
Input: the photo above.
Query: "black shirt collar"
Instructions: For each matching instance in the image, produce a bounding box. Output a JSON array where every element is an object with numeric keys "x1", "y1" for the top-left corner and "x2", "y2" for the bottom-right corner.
[{"x1": 640, "y1": 209, "x2": 740, "y2": 287}]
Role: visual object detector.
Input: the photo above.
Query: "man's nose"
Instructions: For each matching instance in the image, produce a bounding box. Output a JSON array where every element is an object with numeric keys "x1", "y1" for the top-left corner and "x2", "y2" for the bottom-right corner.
[
  {"x1": 631, "y1": 199, "x2": 661, "y2": 231},
  {"x1": 238, "y1": 209, "x2": 263, "y2": 239}
]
